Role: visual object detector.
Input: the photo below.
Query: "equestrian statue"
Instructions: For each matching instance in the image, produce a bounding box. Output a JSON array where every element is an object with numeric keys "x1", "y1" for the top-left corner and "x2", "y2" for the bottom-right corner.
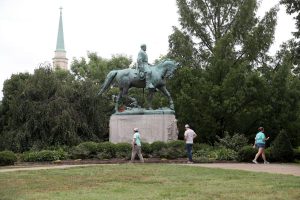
[{"x1": 98, "y1": 44, "x2": 179, "y2": 112}]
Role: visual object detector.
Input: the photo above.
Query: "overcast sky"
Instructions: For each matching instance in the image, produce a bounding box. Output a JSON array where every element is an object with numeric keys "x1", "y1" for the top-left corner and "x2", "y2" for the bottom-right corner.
[{"x1": 0, "y1": 0, "x2": 296, "y2": 100}]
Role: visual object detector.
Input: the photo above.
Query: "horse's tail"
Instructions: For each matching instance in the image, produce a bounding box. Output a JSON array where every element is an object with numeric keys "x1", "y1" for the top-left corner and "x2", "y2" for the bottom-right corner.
[{"x1": 98, "y1": 70, "x2": 117, "y2": 96}]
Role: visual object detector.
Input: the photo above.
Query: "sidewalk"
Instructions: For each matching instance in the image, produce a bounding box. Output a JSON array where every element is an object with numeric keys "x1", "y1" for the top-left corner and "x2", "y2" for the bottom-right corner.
[
  {"x1": 1, "y1": 162, "x2": 299, "y2": 177},
  {"x1": 187, "y1": 163, "x2": 300, "y2": 176}
]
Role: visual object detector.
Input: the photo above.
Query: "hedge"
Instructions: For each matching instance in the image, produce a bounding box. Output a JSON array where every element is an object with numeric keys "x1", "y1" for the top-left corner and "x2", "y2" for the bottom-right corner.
[{"x1": 0, "y1": 151, "x2": 17, "y2": 166}]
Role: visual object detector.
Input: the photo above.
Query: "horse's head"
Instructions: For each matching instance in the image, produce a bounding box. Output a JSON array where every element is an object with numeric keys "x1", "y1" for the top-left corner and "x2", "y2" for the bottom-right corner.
[{"x1": 162, "y1": 60, "x2": 180, "y2": 78}]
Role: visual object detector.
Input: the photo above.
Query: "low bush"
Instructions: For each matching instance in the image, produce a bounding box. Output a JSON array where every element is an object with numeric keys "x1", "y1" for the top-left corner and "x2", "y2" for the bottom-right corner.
[
  {"x1": 69, "y1": 141, "x2": 99, "y2": 159},
  {"x1": 293, "y1": 147, "x2": 300, "y2": 161},
  {"x1": 216, "y1": 132, "x2": 248, "y2": 152},
  {"x1": 0, "y1": 151, "x2": 17, "y2": 166},
  {"x1": 96, "y1": 142, "x2": 116, "y2": 159},
  {"x1": 164, "y1": 140, "x2": 186, "y2": 159},
  {"x1": 115, "y1": 143, "x2": 131, "y2": 159},
  {"x1": 21, "y1": 149, "x2": 67, "y2": 162},
  {"x1": 194, "y1": 147, "x2": 238, "y2": 162},
  {"x1": 237, "y1": 146, "x2": 256, "y2": 162},
  {"x1": 193, "y1": 149, "x2": 216, "y2": 162},
  {"x1": 141, "y1": 143, "x2": 152, "y2": 158},
  {"x1": 193, "y1": 143, "x2": 214, "y2": 152},
  {"x1": 214, "y1": 147, "x2": 238, "y2": 161},
  {"x1": 151, "y1": 141, "x2": 167, "y2": 157}
]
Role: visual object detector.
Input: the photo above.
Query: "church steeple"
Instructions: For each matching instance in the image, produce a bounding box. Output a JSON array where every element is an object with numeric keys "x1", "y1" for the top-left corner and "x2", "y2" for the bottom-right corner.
[{"x1": 53, "y1": 7, "x2": 68, "y2": 70}]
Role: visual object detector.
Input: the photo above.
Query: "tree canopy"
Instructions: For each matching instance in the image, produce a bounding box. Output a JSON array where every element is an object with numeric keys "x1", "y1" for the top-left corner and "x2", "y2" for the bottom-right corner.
[{"x1": 1, "y1": 0, "x2": 300, "y2": 152}]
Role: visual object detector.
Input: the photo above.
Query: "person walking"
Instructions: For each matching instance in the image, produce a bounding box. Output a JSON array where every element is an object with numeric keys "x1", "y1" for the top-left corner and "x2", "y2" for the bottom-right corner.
[
  {"x1": 131, "y1": 128, "x2": 144, "y2": 163},
  {"x1": 184, "y1": 124, "x2": 197, "y2": 164},
  {"x1": 252, "y1": 127, "x2": 270, "y2": 164}
]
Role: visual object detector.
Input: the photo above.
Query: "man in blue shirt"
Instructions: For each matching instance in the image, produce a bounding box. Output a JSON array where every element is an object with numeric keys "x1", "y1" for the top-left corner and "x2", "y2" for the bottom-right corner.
[{"x1": 131, "y1": 128, "x2": 144, "y2": 163}]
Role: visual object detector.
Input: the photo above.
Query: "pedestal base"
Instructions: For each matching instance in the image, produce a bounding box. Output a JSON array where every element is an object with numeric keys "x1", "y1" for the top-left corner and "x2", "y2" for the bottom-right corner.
[{"x1": 109, "y1": 112, "x2": 178, "y2": 143}]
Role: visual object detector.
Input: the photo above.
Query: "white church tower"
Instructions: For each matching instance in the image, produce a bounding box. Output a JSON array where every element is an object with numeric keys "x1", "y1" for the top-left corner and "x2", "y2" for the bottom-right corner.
[{"x1": 53, "y1": 7, "x2": 68, "y2": 70}]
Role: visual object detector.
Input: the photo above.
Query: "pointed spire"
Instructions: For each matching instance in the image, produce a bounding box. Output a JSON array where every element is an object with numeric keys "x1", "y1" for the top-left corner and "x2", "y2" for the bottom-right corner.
[
  {"x1": 53, "y1": 7, "x2": 68, "y2": 70},
  {"x1": 56, "y1": 7, "x2": 65, "y2": 51}
]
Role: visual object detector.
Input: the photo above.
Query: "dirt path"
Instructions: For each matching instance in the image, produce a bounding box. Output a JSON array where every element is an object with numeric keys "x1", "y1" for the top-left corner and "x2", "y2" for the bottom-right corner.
[
  {"x1": 187, "y1": 163, "x2": 300, "y2": 176},
  {"x1": 0, "y1": 163, "x2": 299, "y2": 177}
]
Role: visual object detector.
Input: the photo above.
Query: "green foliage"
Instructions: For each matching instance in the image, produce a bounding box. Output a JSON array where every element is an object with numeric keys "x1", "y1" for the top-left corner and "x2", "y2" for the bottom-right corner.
[
  {"x1": 270, "y1": 130, "x2": 294, "y2": 162},
  {"x1": 69, "y1": 142, "x2": 99, "y2": 159},
  {"x1": 21, "y1": 150, "x2": 67, "y2": 162},
  {"x1": 141, "y1": 142, "x2": 152, "y2": 158},
  {"x1": 194, "y1": 147, "x2": 238, "y2": 162},
  {"x1": 280, "y1": 0, "x2": 300, "y2": 38},
  {"x1": 193, "y1": 143, "x2": 214, "y2": 152},
  {"x1": 150, "y1": 141, "x2": 168, "y2": 157},
  {"x1": 293, "y1": 147, "x2": 300, "y2": 161},
  {"x1": 96, "y1": 142, "x2": 116, "y2": 159},
  {"x1": 167, "y1": 0, "x2": 300, "y2": 147},
  {"x1": 213, "y1": 148, "x2": 238, "y2": 161},
  {"x1": 215, "y1": 133, "x2": 249, "y2": 152},
  {"x1": 115, "y1": 143, "x2": 131, "y2": 159},
  {"x1": 164, "y1": 140, "x2": 186, "y2": 159},
  {"x1": 0, "y1": 151, "x2": 17, "y2": 166},
  {"x1": 0, "y1": 54, "x2": 132, "y2": 151},
  {"x1": 237, "y1": 146, "x2": 257, "y2": 162}
]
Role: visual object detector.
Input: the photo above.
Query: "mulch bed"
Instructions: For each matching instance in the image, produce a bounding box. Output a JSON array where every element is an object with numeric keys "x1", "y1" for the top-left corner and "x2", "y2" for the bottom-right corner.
[{"x1": 12, "y1": 158, "x2": 189, "y2": 167}]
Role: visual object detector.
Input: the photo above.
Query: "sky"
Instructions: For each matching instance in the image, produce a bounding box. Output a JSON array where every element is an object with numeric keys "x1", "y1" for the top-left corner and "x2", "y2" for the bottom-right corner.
[{"x1": 0, "y1": 0, "x2": 296, "y2": 100}]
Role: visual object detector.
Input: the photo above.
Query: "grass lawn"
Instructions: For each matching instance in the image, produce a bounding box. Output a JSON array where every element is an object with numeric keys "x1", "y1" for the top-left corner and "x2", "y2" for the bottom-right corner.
[{"x1": 0, "y1": 164, "x2": 299, "y2": 200}]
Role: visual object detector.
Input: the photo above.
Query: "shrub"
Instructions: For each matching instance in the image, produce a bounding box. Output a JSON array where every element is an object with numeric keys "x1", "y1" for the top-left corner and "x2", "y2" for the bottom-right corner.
[
  {"x1": 270, "y1": 130, "x2": 294, "y2": 162},
  {"x1": 214, "y1": 147, "x2": 238, "y2": 161},
  {"x1": 193, "y1": 143, "x2": 214, "y2": 152},
  {"x1": 237, "y1": 146, "x2": 257, "y2": 162},
  {"x1": 69, "y1": 146, "x2": 90, "y2": 159},
  {"x1": 78, "y1": 142, "x2": 98, "y2": 154},
  {"x1": 69, "y1": 142, "x2": 98, "y2": 159},
  {"x1": 115, "y1": 143, "x2": 131, "y2": 159},
  {"x1": 0, "y1": 151, "x2": 17, "y2": 166},
  {"x1": 293, "y1": 147, "x2": 300, "y2": 161},
  {"x1": 151, "y1": 141, "x2": 167, "y2": 157},
  {"x1": 193, "y1": 149, "x2": 216, "y2": 163},
  {"x1": 215, "y1": 132, "x2": 248, "y2": 152},
  {"x1": 164, "y1": 140, "x2": 186, "y2": 159},
  {"x1": 21, "y1": 150, "x2": 67, "y2": 162},
  {"x1": 141, "y1": 143, "x2": 152, "y2": 158},
  {"x1": 193, "y1": 147, "x2": 238, "y2": 162},
  {"x1": 96, "y1": 142, "x2": 116, "y2": 159}
]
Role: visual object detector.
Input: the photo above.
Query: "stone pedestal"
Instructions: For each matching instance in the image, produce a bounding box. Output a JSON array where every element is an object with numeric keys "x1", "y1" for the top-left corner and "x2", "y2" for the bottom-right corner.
[{"x1": 109, "y1": 109, "x2": 178, "y2": 143}]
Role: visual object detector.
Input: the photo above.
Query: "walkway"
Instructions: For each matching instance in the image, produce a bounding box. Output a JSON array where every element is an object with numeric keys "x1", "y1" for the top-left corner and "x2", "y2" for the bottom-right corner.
[{"x1": 0, "y1": 163, "x2": 299, "y2": 176}]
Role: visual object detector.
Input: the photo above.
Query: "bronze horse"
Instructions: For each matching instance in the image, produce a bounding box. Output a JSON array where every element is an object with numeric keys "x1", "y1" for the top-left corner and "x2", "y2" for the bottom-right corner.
[{"x1": 98, "y1": 60, "x2": 179, "y2": 111}]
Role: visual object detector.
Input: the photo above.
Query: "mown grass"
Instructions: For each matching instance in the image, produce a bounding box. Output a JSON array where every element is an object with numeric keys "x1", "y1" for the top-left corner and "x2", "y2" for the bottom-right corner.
[{"x1": 0, "y1": 164, "x2": 299, "y2": 200}]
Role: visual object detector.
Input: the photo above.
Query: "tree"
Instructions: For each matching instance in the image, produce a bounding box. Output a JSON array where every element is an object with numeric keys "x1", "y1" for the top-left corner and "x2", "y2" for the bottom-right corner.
[
  {"x1": 271, "y1": 129, "x2": 294, "y2": 162},
  {"x1": 168, "y1": 0, "x2": 279, "y2": 143},
  {"x1": 0, "y1": 65, "x2": 114, "y2": 152},
  {"x1": 280, "y1": 0, "x2": 300, "y2": 39}
]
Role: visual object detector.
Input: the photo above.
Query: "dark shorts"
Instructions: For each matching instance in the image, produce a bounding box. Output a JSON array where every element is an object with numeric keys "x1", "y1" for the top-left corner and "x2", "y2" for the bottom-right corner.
[{"x1": 256, "y1": 143, "x2": 265, "y2": 148}]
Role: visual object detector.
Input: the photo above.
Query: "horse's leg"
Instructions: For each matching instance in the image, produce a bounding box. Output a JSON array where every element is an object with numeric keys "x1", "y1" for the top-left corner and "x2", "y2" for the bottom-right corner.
[
  {"x1": 158, "y1": 86, "x2": 174, "y2": 110},
  {"x1": 115, "y1": 89, "x2": 123, "y2": 112},
  {"x1": 121, "y1": 87, "x2": 130, "y2": 108},
  {"x1": 147, "y1": 90, "x2": 154, "y2": 110}
]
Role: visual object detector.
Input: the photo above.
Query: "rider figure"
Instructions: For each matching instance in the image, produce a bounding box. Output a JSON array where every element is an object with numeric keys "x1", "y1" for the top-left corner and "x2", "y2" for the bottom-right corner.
[{"x1": 137, "y1": 44, "x2": 154, "y2": 89}]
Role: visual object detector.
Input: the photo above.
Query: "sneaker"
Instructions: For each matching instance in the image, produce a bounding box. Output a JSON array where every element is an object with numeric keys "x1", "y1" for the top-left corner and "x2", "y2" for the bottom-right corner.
[
  {"x1": 252, "y1": 160, "x2": 258, "y2": 164},
  {"x1": 187, "y1": 161, "x2": 194, "y2": 164},
  {"x1": 264, "y1": 161, "x2": 270, "y2": 164}
]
